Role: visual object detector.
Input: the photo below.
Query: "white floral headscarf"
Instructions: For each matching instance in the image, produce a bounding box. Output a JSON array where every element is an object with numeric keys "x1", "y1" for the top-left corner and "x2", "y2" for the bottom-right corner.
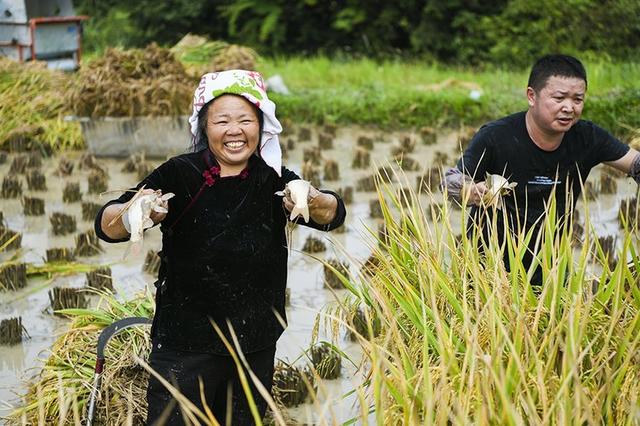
[{"x1": 188, "y1": 70, "x2": 283, "y2": 176}]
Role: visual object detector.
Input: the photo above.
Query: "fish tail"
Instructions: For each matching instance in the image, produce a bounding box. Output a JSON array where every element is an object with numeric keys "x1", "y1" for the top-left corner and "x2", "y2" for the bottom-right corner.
[
  {"x1": 123, "y1": 240, "x2": 143, "y2": 259},
  {"x1": 289, "y1": 206, "x2": 310, "y2": 223}
]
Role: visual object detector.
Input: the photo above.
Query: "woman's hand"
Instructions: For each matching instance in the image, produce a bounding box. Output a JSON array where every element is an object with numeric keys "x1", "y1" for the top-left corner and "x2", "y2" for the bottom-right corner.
[
  {"x1": 282, "y1": 185, "x2": 338, "y2": 225},
  {"x1": 146, "y1": 189, "x2": 170, "y2": 225},
  {"x1": 101, "y1": 188, "x2": 170, "y2": 240}
]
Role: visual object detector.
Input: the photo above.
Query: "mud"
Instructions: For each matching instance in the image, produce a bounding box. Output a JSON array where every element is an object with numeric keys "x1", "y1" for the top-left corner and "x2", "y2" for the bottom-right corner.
[{"x1": 0, "y1": 125, "x2": 637, "y2": 423}]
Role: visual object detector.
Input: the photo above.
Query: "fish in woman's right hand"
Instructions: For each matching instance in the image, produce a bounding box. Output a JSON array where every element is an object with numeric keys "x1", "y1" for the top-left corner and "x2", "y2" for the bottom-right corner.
[{"x1": 123, "y1": 188, "x2": 174, "y2": 257}]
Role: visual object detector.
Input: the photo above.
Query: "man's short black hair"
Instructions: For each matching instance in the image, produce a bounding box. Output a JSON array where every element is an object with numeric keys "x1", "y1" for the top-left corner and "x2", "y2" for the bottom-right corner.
[{"x1": 527, "y1": 54, "x2": 587, "y2": 93}]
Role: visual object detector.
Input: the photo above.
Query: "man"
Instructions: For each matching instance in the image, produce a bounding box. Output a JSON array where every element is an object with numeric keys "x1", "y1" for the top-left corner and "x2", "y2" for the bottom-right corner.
[{"x1": 443, "y1": 54, "x2": 640, "y2": 284}]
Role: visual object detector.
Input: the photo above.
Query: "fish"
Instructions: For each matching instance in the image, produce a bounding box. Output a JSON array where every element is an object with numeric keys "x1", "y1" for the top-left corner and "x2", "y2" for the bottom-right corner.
[
  {"x1": 275, "y1": 179, "x2": 311, "y2": 222},
  {"x1": 122, "y1": 188, "x2": 174, "y2": 257},
  {"x1": 483, "y1": 173, "x2": 517, "y2": 209}
]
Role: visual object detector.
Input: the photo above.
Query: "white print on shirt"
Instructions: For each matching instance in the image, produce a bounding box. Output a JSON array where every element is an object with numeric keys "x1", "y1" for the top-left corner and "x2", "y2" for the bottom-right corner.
[{"x1": 528, "y1": 176, "x2": 562, "y2": 185}]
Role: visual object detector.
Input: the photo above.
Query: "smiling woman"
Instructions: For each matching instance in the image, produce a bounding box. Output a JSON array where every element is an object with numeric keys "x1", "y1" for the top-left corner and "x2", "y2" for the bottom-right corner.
[
  {"x1": 202, "y1": 95, "x2": 261, "y2": 176},
  {"x1": 94, "y1": 70, "x2": 346, "y2": 425}
]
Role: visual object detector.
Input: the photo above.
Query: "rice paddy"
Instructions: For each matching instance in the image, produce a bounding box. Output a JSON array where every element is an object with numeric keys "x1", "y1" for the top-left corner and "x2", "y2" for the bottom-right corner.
[
  {"x1": 56, "y1": 158, "x2": 74, "y2": 176},
  {"x1": 356, "y1": 136, "x2": 374, "y2": 150},
  {"x1": 87, "y1": 170, "x2": 108, "y2": 194},
  {"x1": 298, "y1": 127, "x2": 311, "y2": 142},
  {"x1": 323, "y1": 259, "x2": 350, "y2": 290},
  {"x1": 22, "y1": 196, "x2": 45, "y2": 216},
  {"x1": 85, "y1": 267, "x2": 113, "y2": 291},
  {"x1": 46, "y1": 247, "x2": 76, "y2": 263},
  {"x1": 62, "y1": 182, "x2": 82, "y2": 204},
  {"x1": 0, "y1": 122, "x2": 638, "y2": 425},
  {"x1": 302, "y1": 146, "x2": 322, "y2": 165},
  {"x1": 142, "y1": 250, "x2": 161, "y2": 276},
  {"x1": 301, "y1": 162, "x2": 322, "y2": 187},
  {"x1": 0, "y1": 317, "x2": 27, "y2": 346},
  {"x1": 26, "y1": 170, "x2": 47, "y2": 191},
  {"x1": 81, "y1": 201, "x2": 103, "y2": 222},
  {"x1": 0, "y1": 263, "x2": 27, "y2": 291},
  {"x1": 271, "y1": 361, "x2": 314, "y2": 408},
  {"x1": 49, "y1": 212, "x2": 77, "y2": 236},
  {"x1": 336, "y1": 186, "x2": 353, "y2": 204},
  {"x1": 302, "y1": 236, "x2": 326, "y2": 253},
  {"x1": 0, "y1": 227, "x2": 22, "y2": 250},
  {"x1": 1, "y1": 176, "x2": 23, "y2": 198},
  {"x1": 75, "y1": 230, "x2": 103, "y2": 257},
  {"x1": 323, "y1": 159, "x2": 340, "y2": 181},
  {"x1": 9, "y1": 154, "x2": 28, "y2": 174},
  {"x1": 309, "y1": 342, "x2": 342, "y2": 380},
  {"x1": 48, "y1": 287, "x2": 89, "y2": 313},
  {"x1": 328, "y1": 177, "x2": 640, "y2": 424},
  {"x1": 352, "y1": 147, "x2": 371, "y2": 168}
]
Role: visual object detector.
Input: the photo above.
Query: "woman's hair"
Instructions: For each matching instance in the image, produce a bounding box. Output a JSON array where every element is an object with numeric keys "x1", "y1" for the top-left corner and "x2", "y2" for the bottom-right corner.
[{"x1": 191, "y1": 95, "x2": 264, "y2": 153}]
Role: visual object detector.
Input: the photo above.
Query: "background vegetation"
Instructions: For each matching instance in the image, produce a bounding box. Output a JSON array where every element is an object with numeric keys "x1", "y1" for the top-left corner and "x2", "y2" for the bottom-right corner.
[
  {"x1": 259, "y1": 58, "x2": 640, "y2": 135},
  {"x1": 75, "y1": 0, "x2": 640, "y2": 66}
]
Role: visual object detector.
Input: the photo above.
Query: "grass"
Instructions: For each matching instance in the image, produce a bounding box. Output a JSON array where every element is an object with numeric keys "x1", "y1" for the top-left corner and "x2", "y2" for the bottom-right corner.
[
  {"x1": 327, "y1": 171, "x2": 640, "y2": 424},
  {"x1": 258, "y1": 57, "x2": 640, "y2": 136}
]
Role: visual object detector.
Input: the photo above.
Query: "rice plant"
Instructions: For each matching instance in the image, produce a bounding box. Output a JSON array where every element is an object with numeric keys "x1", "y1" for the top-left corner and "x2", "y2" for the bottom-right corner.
[
  {"x1": 330, "y1": 171, "x2": 640, "y2": 425},
  {"x1": 8, "y1": 290, "x2": 154, "y2": 425}
]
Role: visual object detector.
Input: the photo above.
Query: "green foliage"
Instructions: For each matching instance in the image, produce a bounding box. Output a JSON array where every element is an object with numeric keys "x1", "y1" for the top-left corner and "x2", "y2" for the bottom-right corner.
[
  {"x1": 80, "y1": 9, "x2": 141, "y2": 53},
  {"x1": 410, "y1": 0, "x2": 508, "y2": 63},
  {"x1": 75, "y1": 0, "x2": 225, "y2": 52},
  {"x1": 75, "y1": 0, "x2": 640, "y2": 65},
  {"x1": 261, "y1": 57, "x2": 640, "y2": 136},
  {"x1": 476, "y1": 0, "x2": 640, "y2": 67},
  {"x1": 583, "y1": 89, "x2": 640, "y2": 135}
]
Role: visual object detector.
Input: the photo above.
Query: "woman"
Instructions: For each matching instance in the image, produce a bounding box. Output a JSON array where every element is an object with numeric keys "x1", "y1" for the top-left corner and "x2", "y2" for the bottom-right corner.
[{"x1": 95, "y1": 70, "x2": 346, "y2": 425}]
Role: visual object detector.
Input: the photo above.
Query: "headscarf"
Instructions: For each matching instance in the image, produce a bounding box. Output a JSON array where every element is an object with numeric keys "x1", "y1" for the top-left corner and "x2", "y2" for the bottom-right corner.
[{"x1": 188, "y1": 70, "x2": 283, "y2": 176}]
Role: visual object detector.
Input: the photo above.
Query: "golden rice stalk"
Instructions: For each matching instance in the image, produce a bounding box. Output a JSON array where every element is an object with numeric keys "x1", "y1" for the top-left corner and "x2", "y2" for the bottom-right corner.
[
  {"x1": 66, "y1": 44, "x2": 193, "y2": 118},
  {"x1": 8, "y1": 290, "x2": 154, "y2": 425},
  {"x1": 209, "y1": 44, "x2": 258, "y2": 72},
  {"x1": 0, "y1": 57, "x2": 83, "y2": 151}
]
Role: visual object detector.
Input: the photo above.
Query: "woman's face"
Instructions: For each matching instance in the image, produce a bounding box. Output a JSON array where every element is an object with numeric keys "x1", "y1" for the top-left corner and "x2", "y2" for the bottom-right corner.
[{"x1": 206, "y1": 95, "x2": 260, "y2": 174}]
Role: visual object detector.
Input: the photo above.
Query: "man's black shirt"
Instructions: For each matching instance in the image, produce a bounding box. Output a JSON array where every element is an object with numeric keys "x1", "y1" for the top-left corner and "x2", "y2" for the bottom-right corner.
[{"x1": 457, "y1": 111, "x2": 629, "y2": 229}]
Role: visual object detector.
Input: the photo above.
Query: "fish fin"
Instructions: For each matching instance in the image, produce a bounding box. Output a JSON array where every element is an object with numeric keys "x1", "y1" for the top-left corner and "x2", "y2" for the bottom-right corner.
[
  {"x1": 161, "y1": 193, "x2": 175, "y2": 201},
  {"x1": 289, "y1": 205, "x2": 310, "y2": 223}
]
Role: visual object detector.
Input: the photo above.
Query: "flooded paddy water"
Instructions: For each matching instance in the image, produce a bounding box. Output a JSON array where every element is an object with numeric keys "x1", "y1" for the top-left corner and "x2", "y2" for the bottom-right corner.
[{"x1": 0, "y1": 124, "x2": 637, "y2": 423}]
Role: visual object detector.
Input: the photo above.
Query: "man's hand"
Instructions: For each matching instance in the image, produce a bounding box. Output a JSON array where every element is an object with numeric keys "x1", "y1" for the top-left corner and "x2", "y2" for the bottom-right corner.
[{"x1": 464, "y1": 181, "x2": 488, "y2": 206}]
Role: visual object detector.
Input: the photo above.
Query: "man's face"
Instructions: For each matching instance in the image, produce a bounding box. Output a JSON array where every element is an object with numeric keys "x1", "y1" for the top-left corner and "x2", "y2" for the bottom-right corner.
[{"x1": 527, "y1": 75, "x2": 586, "y2": 135}]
